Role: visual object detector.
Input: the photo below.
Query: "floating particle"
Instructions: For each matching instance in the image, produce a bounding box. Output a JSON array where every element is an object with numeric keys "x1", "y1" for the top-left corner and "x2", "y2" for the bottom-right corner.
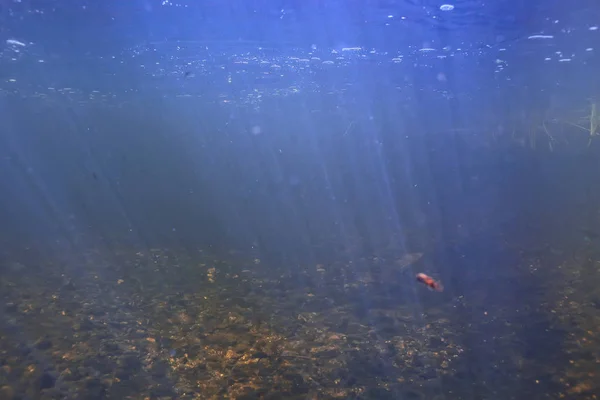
[
  {"x1": 528, "y1": 35, "x2": 554, "y2": 40},
  {"x1": 6, "y1": 39, "x2": 26, "y2": 46},
  {"x1": 440, "y1": 4, "x2": 454, "y2": 11}
]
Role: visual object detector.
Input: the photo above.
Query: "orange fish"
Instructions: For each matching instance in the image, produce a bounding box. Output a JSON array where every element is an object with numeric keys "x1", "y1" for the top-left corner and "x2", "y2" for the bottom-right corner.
[{"x1": 416, "y1": 273, "x2": 443, "y2": 292}]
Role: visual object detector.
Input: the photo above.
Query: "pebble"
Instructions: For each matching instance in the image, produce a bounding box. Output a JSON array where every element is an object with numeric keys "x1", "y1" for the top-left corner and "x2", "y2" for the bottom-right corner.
[
  {"x1": 38, "y1": 371, "x2": 56, "y2": 390},
  {"x1": 0, "y1": 386, "x2": 15, "y2": 399}
]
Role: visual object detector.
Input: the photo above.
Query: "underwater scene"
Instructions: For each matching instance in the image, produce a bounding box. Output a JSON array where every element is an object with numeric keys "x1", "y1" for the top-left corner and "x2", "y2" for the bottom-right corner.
[{"x1": 1, "y1": 0, "x2": 600, "y2": 399}]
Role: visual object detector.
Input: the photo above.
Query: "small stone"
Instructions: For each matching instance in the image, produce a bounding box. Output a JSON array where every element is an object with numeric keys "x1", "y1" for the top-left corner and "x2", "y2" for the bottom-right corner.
[
  {"x1": 115, "y1": 368, "x2": 131, "y2": 381},
  {"x1": 251, "y1": 351, "x2": 269, "y2": 359},
  {"x1": 39, "y1": 371, "x2": 56, "y2": 390},
  {"x1": 0, "y1": 385, "x2": 14, "y2": 399},
  {"x1": 102, "y1": 342, "x2": 120, "y2": 353},
  {"x1": 35, "y1": 338, "x2": 53, "y2": 351},
  {"x1": 74, "y1": 319, "x2": 95, "y2": 331},
  {"x1": 149, "y1": 360, "x2": 169, "y2": 378},
  {"x1": 117, "y1": 355, "x2": 142, "y2": 371},
  {"x1": 84, "y1": 378, "x2": 107, "y2": 400}
]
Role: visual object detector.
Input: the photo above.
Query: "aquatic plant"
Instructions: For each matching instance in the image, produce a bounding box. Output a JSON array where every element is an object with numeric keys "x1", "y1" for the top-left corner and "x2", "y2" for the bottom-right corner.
[
  {"x1": 511, "y1": 107, "x2": 558, "y2": 151},
  {"x1": 563, "y1": 101, "x2": 600, "y2": 147}
]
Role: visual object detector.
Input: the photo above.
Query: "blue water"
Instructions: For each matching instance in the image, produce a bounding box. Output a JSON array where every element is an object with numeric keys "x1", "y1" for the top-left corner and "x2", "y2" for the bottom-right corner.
[{"x1": 1, "y1": 1, "x2": 600, "y2": 399}]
